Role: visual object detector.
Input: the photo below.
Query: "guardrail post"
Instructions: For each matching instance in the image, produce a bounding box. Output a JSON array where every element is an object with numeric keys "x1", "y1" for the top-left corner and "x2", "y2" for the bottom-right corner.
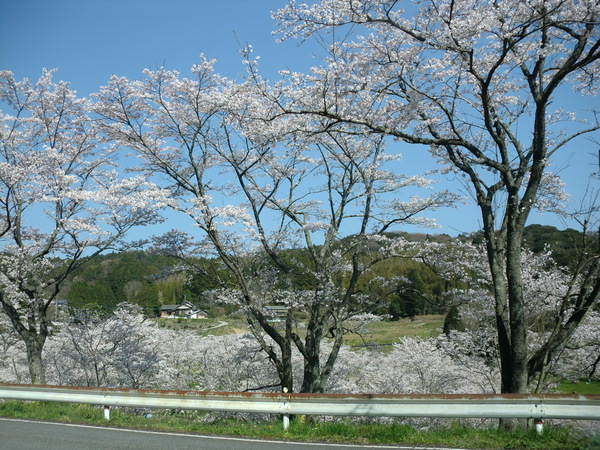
[
  {"x1": 103, "y1": 405, "x2": 110, "y2": 421},
  {"x1": 282, "y1": 387, "x2": 290, "y2": 431}
]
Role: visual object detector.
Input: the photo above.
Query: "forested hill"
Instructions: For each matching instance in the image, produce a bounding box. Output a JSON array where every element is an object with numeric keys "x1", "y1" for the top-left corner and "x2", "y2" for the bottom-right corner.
[
  {"x1": 522, "y1": 224, "x2": 593, "y2": 268},
  {"x1": 61, "y1": 225, "x2": 592, "y2": 316},
  {"x1": 64, "y1": 251, "x2": 183, "y2": 311}
]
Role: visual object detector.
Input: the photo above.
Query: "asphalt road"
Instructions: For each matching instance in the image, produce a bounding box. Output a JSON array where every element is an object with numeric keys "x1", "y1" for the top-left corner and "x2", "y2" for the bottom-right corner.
[{"x1": 0, "y1": 418, "x2": 444, "y2": 450}]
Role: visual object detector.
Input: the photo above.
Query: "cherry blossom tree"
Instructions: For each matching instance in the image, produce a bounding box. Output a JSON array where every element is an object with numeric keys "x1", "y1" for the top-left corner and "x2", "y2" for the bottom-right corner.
[
  {"x1": 3, "y1": 298, "x2": 595, "y2": 406},
  {"x1": 45, "y1": 304, "x2": 163, "y2": 388},
  {"x1": 0, "y1": 70, "x2": 166, "y2": 384},
  {"x1": 0, "y1": 312, "x2": 27, "y2": 383},
  {"x1": 269, "y1": 0, "x2": 600, "y2": 400},
  {"x1": 41, "y1": 310, "x2": 287, "y2": 392},
  {"x1": 323, "y1": 335, "x2": 498, "y2": 395},
  {"x1": 92, "y1": 57, "x2": 457, "y2": 393},
  {"x1": 553, "y1": 311, "x2": 600, "y2": 382},
  {"x1": 156, "y1": 331, "x2": 282, "y2": 392},
  {"x1": 415, "y1": 237, "x2": 599, "y2": 392}
]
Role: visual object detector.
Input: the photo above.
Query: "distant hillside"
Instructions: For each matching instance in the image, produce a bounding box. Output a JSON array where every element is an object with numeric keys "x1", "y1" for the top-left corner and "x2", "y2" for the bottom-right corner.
[
  {"x1": 59, "y1": 225, "x2": 592, "y2": 316},
  {"x1": 522, "y1": 224, "x2": 596, "y2": 269},
  {"x1": 64, "y1": 251, "x2": 185, "y2": 313}
]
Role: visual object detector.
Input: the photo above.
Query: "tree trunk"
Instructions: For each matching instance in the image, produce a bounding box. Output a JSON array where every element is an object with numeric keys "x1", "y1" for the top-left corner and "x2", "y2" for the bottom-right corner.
[
  {"x1": 480, "y1": 196, "x2": 529, "y2": 429},
  {"x1": 1, "y1": 296, "x2": 49, "y2": 385},
  {"x1": 281, "y1": 312, "x2": 295, "y2": 393},
  {"x1": 505, "y1": 217, "x2": 528, "y2": 395},
  {"x1": 479, "y1": 203, "x2": 517, "y2": 395},
  {"x1": 501, "y1": 223, "x2": 529, "y2": 429},
  {"x1": 24, "y1": 335, "x2": 46, "y2": 385},
  {"x1": 300, "y1": 305, "x2": 324, "y2": 393}
]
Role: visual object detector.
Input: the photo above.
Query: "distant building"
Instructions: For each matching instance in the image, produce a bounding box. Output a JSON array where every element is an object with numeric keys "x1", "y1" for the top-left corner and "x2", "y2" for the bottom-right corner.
[
  {"x1": 160, "y1": 302, "x2": 208, "y2": 319},
  {"x1": 263, "y1": 305, "x2": 288, "y2": 322},
  {"x1": 49, "y1": 299, "x2": 68, "y2": 320}
]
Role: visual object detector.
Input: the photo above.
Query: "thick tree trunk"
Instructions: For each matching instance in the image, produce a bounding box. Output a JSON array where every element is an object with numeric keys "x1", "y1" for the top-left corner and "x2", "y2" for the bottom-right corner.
[
  {"x1": 24, "y1": 335, "x2": 46, "y2": 385},
  {"x1": 479, "y1": 195, "x2": 529, "y2": 429},
  {"x1": 501, "y1": 220, "x2": 529, "y2": 429},
  {"x1": 1, "y1": 296, "x2": 49, "y2": 385},
  {"x1": 300, "y1": 305, "x2": 324, "y2": 393},
  {"x1": 479, "y1": 205, "x2": 518, "y2": 395},
  {"x1": 505, "y1": 219, "x2": 528, "y2": 395},
  {"x1": 281, "y1": 312, "x2": 295, "y2": 393}
]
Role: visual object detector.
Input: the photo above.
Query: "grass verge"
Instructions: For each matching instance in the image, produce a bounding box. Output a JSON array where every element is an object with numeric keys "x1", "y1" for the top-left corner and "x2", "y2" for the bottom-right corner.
[
  {"x1": 0, "y1": 400, "x2": 595, "y2": 449},
  {"x1": 557, "y1": 378, "x2": 600, "y2": 395}
]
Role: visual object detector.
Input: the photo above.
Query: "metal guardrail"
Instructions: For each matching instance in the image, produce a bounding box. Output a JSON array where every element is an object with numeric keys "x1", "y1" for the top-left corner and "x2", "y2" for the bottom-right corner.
[{"x1": 1, "y1": 383, "x2": 599, "y2": 430}]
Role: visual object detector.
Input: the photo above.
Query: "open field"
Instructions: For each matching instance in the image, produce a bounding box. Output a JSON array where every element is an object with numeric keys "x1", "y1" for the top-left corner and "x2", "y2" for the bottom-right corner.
[
  {"x1": 156, "y1": 317, "x2": 249, "y2": 336},
  {"x1": 156, "y1": 315, "x2": 445, "y2": 345},
  {"x1": 558, "y1": 379, "x2": 600, "y2": 395},
  {"x1": 343, "y1": 315, "x2": 444, "y2": 346}
]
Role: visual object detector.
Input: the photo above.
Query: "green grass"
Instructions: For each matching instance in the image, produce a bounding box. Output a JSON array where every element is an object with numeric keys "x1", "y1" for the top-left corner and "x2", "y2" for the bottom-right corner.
[
  {"x1": 155, "y1": 314, "x2": 445, "y2": 344},
  {"x1": 557, "y1": 378, "x2": 600, "y2": 395},
  {"x1": 343, "y1": 315, "x2": 444, "y2": 346},
  {"x1": 0, "y1": 400, "x2": 594, "y2": 449},
  {"x1": 155, "y1": 317, "x2": 249, "y2": 336}
]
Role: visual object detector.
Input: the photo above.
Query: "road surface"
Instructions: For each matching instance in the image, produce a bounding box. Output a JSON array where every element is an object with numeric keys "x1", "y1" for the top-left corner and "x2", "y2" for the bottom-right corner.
[{"x1": 0, "y1": 418, "x2": 448, "y2": 449}]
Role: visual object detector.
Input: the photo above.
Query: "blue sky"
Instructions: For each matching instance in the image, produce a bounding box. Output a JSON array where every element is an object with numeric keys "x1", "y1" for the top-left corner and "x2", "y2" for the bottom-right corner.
[
  {"x1": 0, "y1": 0, "x2": 305, "y2": 94},
  {"x1": 1, "y1": 0, "x2": 598, "y2": 236}
]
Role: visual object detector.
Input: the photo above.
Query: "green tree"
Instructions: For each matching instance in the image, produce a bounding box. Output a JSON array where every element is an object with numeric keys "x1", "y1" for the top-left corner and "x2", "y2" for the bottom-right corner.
[
  {"x1": 67, "y1": 282, "x2": 119, "y2": 310},
  {"x1": 443, "y1": 305, "x2": 466, "y2": 335},
  {"x1": 133, "y1": 285, "x2": 161, "y2": 317}
]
